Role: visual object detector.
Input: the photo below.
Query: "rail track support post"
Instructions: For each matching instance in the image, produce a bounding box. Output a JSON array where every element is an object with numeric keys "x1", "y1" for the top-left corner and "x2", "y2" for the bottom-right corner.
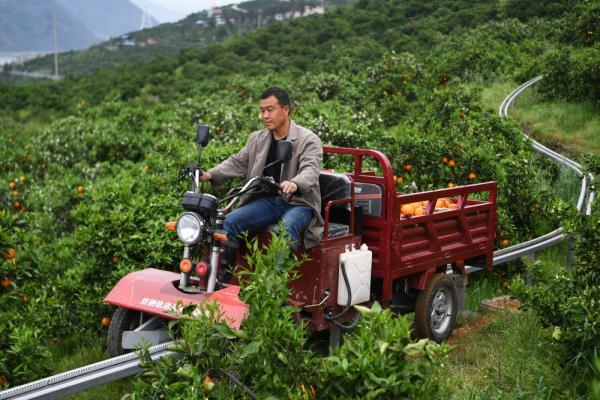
[
  {"x1": 453, "y1": 274, "x2": 470, "y2": 318},
  {"x1": 566, "y1": 236, "x2": 575, "y2": 270},
  {"x1": 329, "y1": 325, "x2": 343, "y2": 350}
]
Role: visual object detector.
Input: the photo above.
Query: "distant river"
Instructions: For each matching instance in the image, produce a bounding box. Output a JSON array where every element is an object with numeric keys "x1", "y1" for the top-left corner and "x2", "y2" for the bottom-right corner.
[{"x1": 0, "y1": 51, "x2": 51, "y2": 65}]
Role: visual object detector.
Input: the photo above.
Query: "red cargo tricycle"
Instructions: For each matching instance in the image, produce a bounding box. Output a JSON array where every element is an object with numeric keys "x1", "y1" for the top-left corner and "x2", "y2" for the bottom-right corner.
[{"x1": 105, "y1": 126, "x2": 496, "y2": 356}]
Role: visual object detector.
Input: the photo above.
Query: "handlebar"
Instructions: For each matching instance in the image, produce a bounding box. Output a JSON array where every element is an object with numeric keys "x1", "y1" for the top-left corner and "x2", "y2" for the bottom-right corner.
[
  {"x1": 218, "y1": 176, "x2": 275, "y2": 213},
  {"x1": 217, "y1": 176, "x2": 300, "y2": 214}
]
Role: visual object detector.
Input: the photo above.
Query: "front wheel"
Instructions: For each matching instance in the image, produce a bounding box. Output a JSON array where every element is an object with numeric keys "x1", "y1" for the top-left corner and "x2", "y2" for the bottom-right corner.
[
  {"x1": 414, "y1": 273, "x2": 457, "y2": 342},
  {"x1": 107, "y1": 307, "x2": 142, "y2": 358}
]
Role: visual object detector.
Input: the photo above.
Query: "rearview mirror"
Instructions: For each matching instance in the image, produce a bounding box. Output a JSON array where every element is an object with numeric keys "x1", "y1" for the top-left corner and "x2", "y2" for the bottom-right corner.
[
  {"x1": 276, "y1": 140, "x2": 292, "y2": 163},
  {"x1": 196, "y1": 125, "x2": 210, "y2": 147}
]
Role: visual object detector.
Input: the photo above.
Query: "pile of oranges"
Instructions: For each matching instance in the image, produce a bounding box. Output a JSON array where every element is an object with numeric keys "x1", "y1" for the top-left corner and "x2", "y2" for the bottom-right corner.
[{"x1": 400, "y1": 197, "x2": 457, "y2": 217}]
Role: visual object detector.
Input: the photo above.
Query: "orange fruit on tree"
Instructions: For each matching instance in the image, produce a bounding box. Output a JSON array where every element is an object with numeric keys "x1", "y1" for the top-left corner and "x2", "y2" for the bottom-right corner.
[
  {"x1": 396, "y1": 176, "x2": 403, "y2": 184},
  {"x1": 77, "y1": 185, "x2": 84, "y2": 194},
  {"x1": 11, "y1": 190, "x2": 18, "y2": 196},
  {"x1": 502, "y1": 239, "x2": 509, "y2": 247},
  {"x1": 0, "y1": 375, "x2": 6, "y2": 385},
  {"x1": 2, "y1": 248, "x2": 16, "y2": 260},
  {"x1": 203, "y1": 375, "x2": 215, "y2": 391},
  {"x1": 1, "y1": 278, "x2": 11, "y2": 288},
  {"x1": 101, "y1": 316, "x2": 111, "y2": 327},
  {"x1": 448, "y1": 160, "x2": 455, "y2": 167},
  {"x1": 468, "y1": 172, "x2": 476, "y2": 180},
  {"x1": 447, "y1": 183, "x2": 455, "y2": 188},
  {"x1": 442, "y1": 156, "x2": 448, "y2": 164},
  {"x1": 403, "y1": 165, "x2": 413, "y2": 172},
  {"x1": 8, "y1": 181, "x2": 15, "y2": 190},
  {"x1": 19, "y1": 175, "x2": 25, "y2": 183}
]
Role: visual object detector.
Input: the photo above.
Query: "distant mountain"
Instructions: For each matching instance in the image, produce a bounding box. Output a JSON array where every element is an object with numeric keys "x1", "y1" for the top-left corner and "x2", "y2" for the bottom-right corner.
[
  {"x1": 58, "y1": 0, "x2": 159, "y2": 40},
  {"x1": 15, "y1": 0, "x2": 351, "y2": 76},
  {"x1": 130, "y1": 0, "x2": 185, "y2": 23},
  {"x1": 0, "y1": 0, "x2": 158, "y2": 53},
  {"x1": 0, "y1": 0, "x2": 99, "y2": 52}
]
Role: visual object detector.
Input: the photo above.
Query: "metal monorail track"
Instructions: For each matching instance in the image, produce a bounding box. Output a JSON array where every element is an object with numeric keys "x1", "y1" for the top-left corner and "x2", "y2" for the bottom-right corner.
[{"x1": 0, "y1": 76, "x2": 594, "y2": 399}]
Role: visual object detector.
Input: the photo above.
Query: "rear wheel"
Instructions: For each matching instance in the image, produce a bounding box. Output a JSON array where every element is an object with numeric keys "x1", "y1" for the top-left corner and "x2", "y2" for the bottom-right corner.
[
  {"x1": 414, "y1": 273, "x2": 457, "y2": 342},
  {"x1": 107, "y1": 307, "x2": 142, "y2": 358}
]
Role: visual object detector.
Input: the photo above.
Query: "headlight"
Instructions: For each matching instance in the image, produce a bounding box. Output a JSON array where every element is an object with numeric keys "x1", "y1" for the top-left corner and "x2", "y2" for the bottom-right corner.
[{"x1": 176, "y1": 212, "x2": 204, "y2": 245}]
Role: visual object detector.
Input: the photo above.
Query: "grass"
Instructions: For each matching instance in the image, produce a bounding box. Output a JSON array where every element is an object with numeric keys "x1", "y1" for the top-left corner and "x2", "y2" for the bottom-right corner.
[
  {"x1": 441, "y1": 309, "x2": 582, "y2": 399},
  {"x1": 478, "y1": 81, "x2": 600, "y2": 158},
  {"x1": 48, "y1": 336, "x2": 134, "y2": 399}
]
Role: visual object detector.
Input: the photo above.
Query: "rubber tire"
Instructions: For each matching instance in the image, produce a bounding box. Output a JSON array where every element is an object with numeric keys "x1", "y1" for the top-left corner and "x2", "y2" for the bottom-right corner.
[
  {"x1": 414, "y1": 273, "x2": 457, "y2": 343},
  {"x1": 107, "y1": 307, "x2": 140, "y2": 358}
]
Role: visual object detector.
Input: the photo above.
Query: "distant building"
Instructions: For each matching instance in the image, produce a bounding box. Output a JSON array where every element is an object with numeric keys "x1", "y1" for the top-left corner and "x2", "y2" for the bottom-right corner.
[
  {"x1": 196, "y1": 19, "x2": 205, "y2": 26},
  {"x1": 120, "y1": 34, "x2": 136, "y2": 47},
  {"x1": 304, "y1": 5, "x2": 325, "y2": 15},
  {"x1": 207, "y1": 7, "x2": 222, "y2": 17},
  {"x1": 215, "y1": 16, "x2": 225, "y2": 26},
  {"x1": 146, "y1": 38, "x2": 158, "y2": 45}
]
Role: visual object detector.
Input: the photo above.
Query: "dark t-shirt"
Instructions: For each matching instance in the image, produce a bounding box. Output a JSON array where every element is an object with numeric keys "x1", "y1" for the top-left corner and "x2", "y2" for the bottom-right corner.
[{"x1": 263, "y1": 132, "x2": 287, "y2": 183}]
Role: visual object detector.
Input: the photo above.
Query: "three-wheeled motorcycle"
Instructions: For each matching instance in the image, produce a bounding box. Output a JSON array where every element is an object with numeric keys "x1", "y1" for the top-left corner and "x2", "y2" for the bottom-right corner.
[{"x1": 105, "y1": 125, "x2": 497, "y2": 356}]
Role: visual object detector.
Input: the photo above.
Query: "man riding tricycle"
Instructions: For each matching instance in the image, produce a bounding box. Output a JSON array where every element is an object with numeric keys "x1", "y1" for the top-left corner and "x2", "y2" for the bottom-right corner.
[{"x1": 105, "y1": 87, "x2": 497, "y2": 356}]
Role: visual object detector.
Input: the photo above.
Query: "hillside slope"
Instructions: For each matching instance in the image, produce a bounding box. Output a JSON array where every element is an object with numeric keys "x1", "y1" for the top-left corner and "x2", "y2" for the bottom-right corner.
[
  {"x1": 57, "y1": 0, "x2": 158, "y2": 40},
  {"x1": 0, "y1": 0, "x2": 98, "y2": 52},
  {"x1": 14, "y1": 0, "x2": 350, "y2": 76},
  {"x1": 0, "y1": 0, "x2": 597, "y2": 394}
]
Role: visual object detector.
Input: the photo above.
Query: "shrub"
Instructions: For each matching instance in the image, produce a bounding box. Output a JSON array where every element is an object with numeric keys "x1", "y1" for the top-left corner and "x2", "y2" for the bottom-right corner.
[
  {"x1": 129, "y1": 235, "x2": 448, "y2": 399},
  {"x1": 538, "y1": 46, "x2": 600, "y2": 104},
  {"x1": 512, "y1": 200, "x2": 600, "y2": 373}
]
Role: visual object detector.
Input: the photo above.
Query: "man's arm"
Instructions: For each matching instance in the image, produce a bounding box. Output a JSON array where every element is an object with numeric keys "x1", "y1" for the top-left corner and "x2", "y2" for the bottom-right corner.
[
  {"x1": 289, "y1": 134, "x2": 323, "y2": 194},
  {"x1": 205, "y1": 135, "x2": 253, "y2": 185}
]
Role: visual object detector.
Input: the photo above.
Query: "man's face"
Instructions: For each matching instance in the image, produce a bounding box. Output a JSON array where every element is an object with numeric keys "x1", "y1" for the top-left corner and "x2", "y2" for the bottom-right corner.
[{"x1": 259, "y1": 96, "x2": 289, "y2": 131}]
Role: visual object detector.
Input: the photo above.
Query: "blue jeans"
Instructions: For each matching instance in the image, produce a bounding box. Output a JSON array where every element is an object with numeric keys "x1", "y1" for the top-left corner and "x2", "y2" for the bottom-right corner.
[{"x1": 223, "y1": 196, "x2": 313, "y2": 246}]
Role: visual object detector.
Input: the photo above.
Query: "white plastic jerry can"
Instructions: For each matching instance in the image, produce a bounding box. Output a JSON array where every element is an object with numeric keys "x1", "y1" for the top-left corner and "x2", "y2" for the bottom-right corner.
[{"x1": 337, "y1": 244, "x2": 372, "y2": 306}]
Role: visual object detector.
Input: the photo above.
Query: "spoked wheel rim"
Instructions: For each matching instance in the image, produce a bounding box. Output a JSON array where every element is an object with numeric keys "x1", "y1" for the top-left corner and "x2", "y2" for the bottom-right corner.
[{"x1": 429, "y1": 287, "x2": 453, "y2": 335}]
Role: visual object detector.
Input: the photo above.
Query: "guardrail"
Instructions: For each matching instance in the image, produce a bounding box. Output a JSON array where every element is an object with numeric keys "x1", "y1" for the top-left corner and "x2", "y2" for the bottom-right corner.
[
  {"x1": 0, "y1": 343, "x2": 176, "y2": 400},
  {"x1": 493, "y1": 75, "x2": 595, "y2": 267},
  {"x1": 0, "y1": 76, "x2": 594, "y2": 399}
]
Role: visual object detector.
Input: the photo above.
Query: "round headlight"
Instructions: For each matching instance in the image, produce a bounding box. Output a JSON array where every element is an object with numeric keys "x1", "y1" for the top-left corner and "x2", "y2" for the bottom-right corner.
[{"x1": 176, "y1": 212, "x2": 204, "y2": 245}]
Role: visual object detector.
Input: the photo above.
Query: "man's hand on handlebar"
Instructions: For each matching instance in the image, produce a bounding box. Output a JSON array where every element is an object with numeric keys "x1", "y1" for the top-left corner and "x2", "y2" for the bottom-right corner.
[
  {"x1": 200, "y1": 172, "x2": 212, "y2": 182},
  {"x1": 280, "y1": 180, "x2": 298, "y2": 194}
]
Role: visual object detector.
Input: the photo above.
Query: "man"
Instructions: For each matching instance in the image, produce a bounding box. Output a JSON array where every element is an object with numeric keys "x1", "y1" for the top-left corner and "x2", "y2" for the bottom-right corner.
[{"x1": 201, "y1": 87, "x2": 323, "y2": 253}]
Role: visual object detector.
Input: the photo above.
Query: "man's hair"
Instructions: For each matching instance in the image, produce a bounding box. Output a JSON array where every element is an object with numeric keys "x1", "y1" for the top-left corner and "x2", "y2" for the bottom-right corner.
[{"x1": 260, "y1": 87, "x2": 291, "y2": 109}]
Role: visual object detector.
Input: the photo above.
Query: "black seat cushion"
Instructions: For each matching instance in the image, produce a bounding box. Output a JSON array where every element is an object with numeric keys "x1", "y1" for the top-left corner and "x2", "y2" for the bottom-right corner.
[
  {"x1": 319, "y1": 172, "x2": 351, "y2": 216},
  {"x1": 322, "y1": 222, "x2": 350, "y2": 239}
]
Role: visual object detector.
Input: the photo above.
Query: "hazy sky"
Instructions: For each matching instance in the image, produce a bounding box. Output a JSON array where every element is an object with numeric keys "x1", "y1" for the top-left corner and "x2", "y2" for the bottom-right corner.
[{"x1": 130, "y1": 0, "x2": 244, "y2": 22}]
